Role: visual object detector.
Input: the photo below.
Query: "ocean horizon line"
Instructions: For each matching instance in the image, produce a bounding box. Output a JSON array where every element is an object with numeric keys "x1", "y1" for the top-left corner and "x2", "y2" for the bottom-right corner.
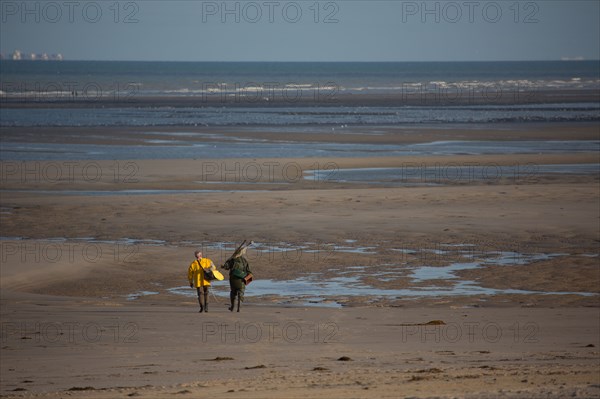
[{"x1": 2, "y1": 59, "x2": 599, "y2": 64}]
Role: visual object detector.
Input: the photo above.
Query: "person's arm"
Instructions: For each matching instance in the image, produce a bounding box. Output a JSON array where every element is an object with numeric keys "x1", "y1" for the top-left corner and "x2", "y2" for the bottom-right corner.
[
  {"x1": 222, "y1": 259, "x2": 232, "y2": 270},
  {"x1": 188, "y1": 263, "x2": 194, "y2": 287}
]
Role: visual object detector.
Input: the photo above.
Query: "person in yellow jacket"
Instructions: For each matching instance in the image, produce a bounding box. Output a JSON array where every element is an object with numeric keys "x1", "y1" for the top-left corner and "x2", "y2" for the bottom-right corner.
[{"x1": 188, "y1": 250, "x2": 215, "y2": 313}]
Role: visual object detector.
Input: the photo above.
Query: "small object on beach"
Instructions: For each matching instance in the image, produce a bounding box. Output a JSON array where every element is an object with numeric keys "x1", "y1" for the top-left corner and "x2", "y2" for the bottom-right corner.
[
  {"x1": 585, "y1": 344, "x2": 595, "y2": 347},
  {"x1": 67, "y1": 386, "x2": 96, "y2": 391},
  {"x1": 313, "y1": 367, "x2": 330, "y2": 371},
  {"x1": 425, "y1": 320, "x2": 446, "y2": 325},
  {"x1": 337, "y1": 356, "x2": 352, "y2": 361},
  {"x1": 245, "y1": 365, "x2": 265, "y2": 370},
  {"x1": 416, "y1": 368, "x2": 443, "y2": 373},
  {"x1": 209, "y1": 356, "x2": 234, "y2": 361}
]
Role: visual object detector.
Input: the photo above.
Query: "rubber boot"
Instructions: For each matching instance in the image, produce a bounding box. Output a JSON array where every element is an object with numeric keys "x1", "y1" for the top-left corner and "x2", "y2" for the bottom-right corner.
[
  {"x1": 237, "y1": 292, "x2": 241, "y2": 313},
  {"x1": 229, "y1": 291, "x2": 235, "y2": 312},
  {"x1": 204, "y1": 292, "x2": 208, "y2": 312},
  {"x1": 198, "y1": 294, "x2": 204, "y2": 313}
]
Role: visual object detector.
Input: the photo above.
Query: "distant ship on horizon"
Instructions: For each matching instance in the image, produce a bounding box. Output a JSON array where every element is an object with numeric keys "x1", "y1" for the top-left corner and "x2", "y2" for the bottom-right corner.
[
  {"x1": 1, "y1": 50, "x2": 64, "y2": 61},
  {"x1": 560, "y1": 56, "x2": 586, "y2": 61}
]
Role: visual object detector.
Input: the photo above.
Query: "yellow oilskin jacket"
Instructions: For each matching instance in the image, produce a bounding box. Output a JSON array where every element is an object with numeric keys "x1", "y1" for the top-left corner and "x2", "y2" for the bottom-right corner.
[{"x1": 188, "y1": 258, "x2": 214, "y2": 288}]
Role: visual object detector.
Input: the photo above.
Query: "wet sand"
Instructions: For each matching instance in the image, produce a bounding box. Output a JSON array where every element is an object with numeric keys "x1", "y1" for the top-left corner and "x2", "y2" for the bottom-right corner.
[
  {"x1": 2, "y1": 123, "x2": 599, "y2": 147},
  {"x1": 1, "y1": 124, "x2": 599, "y2": 398}
]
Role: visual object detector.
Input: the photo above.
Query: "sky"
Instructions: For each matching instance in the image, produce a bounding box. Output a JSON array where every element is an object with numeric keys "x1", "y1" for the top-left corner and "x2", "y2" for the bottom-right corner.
[{"x1": 0, "y1": 0, "x2": 599, "y2": 61}]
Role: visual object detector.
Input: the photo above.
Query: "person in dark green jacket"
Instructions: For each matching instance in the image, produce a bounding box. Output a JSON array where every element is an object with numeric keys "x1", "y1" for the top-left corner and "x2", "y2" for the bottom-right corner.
[{"x1": 222, "y1": 248, "x2": 252, "y2": 312}]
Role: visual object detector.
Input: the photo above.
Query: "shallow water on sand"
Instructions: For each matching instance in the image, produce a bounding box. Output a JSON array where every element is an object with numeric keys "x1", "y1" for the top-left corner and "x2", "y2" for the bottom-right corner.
[
  {"x1": 305, "y1": 163, "x2": 600, "y2": 186},
  {"x1": 2, "y1": 140, "x2": 599, "y2": 161},
  {"x1": 163, "y1": 247, "x2": 597, "y2": 307},
  {"x1": 2, "y1": 236, "x2": 595, "y2": 307}
]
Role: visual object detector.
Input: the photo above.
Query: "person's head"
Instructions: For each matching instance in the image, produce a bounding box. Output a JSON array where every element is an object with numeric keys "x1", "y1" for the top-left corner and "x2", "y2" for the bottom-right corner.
[
  {"x1": 234, "y1": 247, "x2": 247, "y2": 258},
  {"x1": 194, "y1": 250, "x2": 202, "y2": 259}
]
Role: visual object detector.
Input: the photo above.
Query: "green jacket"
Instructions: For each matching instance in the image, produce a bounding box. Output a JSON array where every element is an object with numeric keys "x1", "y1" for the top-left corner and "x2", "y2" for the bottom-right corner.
[
  {"x1": 223, "y1": 256, "x2": 252, "y2": 297},
  {"x1": 223, "y1": 256, "x2": 252, "y2": 280}
]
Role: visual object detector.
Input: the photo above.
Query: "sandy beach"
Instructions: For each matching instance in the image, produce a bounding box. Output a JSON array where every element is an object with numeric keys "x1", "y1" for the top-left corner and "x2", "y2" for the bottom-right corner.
[
  {"x1": 1, "y1": 300, "x2": 599, "y2": 399},
  {"x1": 2, "y1": 1, "x2": 600, "y2": 395},
  {"x1": 1, "y1": 124, "x2": 599, "y2": 398}
]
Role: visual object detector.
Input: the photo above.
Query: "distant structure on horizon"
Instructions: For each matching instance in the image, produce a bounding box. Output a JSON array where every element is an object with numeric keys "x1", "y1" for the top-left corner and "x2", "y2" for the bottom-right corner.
[{"x1": 0, "y1": 50, "x2": 64, "y2": 61}]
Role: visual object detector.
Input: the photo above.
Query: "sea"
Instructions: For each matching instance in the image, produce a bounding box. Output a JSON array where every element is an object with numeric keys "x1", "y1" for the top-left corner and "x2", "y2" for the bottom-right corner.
[
  {"x1": 1, "y1": 60, "x2": 599, "y2": 127},
  {"x1": 1, "y1": 60, "x2": 599, "y2": 161}
]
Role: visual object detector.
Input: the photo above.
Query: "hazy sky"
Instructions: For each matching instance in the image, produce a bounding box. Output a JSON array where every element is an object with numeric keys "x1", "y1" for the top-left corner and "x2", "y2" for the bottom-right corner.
[{"x1": 1, "y1": 0, "x2": 599, "y2": 61}]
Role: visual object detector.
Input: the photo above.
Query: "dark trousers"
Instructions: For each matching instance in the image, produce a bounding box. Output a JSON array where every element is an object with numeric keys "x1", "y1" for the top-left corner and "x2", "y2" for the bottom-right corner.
[{"x1": 196, "y1": 286, "x2": 209, "y2": 311}]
